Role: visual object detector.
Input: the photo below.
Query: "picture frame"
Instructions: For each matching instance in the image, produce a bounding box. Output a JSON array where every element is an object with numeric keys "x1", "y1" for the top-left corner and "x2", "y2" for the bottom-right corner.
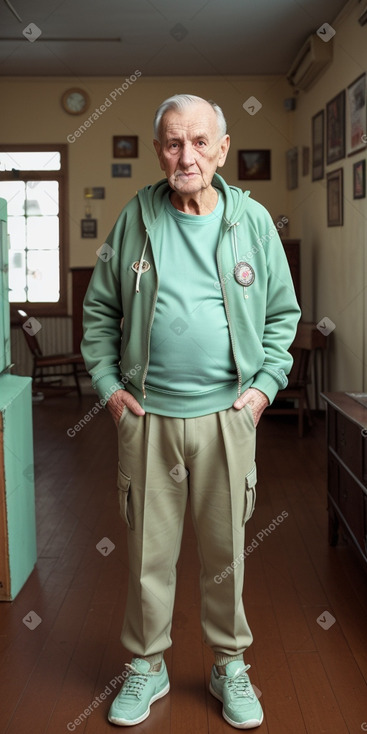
[
  {"x1": 286, "y1": 147, "x2": 298, "y2": 190},
  {"x1": 84, "y1": 186, "x2": 105, "y2": 199},
  {"x1": 81, "y1": 218, "x2": 97, "y2": 238},
  {"x1": 347, "y1": 73, "x2": 367, "y2": 156},
  {"x1": 327, "y1": 168, "x2": 343, "y2": 226},
  {"x1": 326, "y1": 91, "x2": 345, "y2": 165},
  {"x1": 112, "y1": 163, "x2": 132, "y2": 178},
  {"x1": 312, "y1": 110, "x2": 324, "y2": 181},
  {"x1": 353, "y1": 159, "x2": 366, "y2": 199},
  {"x1": 113, "y1": 135, "x2": 138, "y2": 158},
  {"x1": 238, "y1": 149, "x2": 271, "y2": 180}
]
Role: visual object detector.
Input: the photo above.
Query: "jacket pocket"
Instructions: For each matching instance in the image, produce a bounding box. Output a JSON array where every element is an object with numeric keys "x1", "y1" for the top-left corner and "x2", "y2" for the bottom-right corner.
[
  {"x1": 243, "y1": 463, "x2": 257, "y2": 525},
  {"x1": 117, "y1": 464, "x2": 134, "y2": 529}
]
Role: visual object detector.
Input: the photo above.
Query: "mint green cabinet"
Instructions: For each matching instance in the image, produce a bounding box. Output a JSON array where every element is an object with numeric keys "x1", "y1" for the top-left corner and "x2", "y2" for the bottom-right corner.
[{"x1": 0, "y1": 375, "x2": 37, "y2": 600}]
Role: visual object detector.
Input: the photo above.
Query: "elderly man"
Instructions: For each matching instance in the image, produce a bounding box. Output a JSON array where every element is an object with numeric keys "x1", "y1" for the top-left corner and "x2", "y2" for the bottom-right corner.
[{"x1": 81, "y1": 93, "x2": 300, "y2": 729}]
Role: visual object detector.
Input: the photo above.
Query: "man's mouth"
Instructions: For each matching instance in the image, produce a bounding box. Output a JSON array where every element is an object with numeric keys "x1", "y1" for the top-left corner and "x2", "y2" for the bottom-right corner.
[{"x1": 175, "y1": 172, "x2": 197, "y2": 178}]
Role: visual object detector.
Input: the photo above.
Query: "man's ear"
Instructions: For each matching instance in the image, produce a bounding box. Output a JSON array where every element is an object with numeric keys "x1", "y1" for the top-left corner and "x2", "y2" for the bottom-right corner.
[
  {"x1": 217, "y1": 135, "x2": 230, "y2": 169},
  {"x1": 153, "y1": 139, "x2": 166, "y2": 172}
]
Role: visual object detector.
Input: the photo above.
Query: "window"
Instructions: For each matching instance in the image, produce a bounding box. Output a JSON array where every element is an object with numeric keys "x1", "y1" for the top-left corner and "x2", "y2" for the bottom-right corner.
[{"x1": 0, "y1": 145, "x2": 68, "y2": 315}]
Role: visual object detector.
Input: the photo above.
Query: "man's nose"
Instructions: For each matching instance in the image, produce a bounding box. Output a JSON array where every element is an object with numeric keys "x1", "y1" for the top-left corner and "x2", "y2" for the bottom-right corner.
[{"x1": 179, "y1": 142, "x2": 195, "y2": 168}]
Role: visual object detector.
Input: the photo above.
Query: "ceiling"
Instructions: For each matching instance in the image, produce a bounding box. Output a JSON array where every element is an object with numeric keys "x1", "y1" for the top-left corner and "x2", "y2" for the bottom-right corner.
[{"x1": 0, "y1": 0, "x2": 350, "y2": 77}]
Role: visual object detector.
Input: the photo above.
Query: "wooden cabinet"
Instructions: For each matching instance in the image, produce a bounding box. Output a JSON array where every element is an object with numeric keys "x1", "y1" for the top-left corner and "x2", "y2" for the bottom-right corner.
[{"x1": 321, "y1": 392, "x2": 367, "y2": 564}]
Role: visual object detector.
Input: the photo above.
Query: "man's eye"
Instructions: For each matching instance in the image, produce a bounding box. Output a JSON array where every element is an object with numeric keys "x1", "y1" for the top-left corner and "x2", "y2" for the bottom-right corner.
[{"x1": 197, "y1": 141, "x2": 206, "y2": 147}]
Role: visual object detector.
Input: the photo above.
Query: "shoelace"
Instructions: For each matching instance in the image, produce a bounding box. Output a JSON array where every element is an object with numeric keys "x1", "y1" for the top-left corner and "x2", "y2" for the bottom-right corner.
[
  {"x1": 227, "y1": 665, "x2": 255, "y2": 699},
  {"x1": 118, "y1": 663, "x2": 151, "y2": 700}
]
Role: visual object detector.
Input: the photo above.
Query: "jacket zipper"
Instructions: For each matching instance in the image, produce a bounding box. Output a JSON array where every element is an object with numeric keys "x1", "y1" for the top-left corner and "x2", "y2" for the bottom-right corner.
[
  {"x1": 217, "y1": 227, "x2": 242, "y2": 398},
  {"x1": 141, "y1": 233, "x2": 158, "y2": 399}
]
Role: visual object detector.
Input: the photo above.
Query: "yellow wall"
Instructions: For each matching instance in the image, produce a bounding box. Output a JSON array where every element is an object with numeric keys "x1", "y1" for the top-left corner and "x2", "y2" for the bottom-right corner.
[
  {"x1": 0, "y1": 74, "x2": 291, "y2": 272},
  {"x1": 289, "y1": 0, "x2": 367, "y2": 392}
]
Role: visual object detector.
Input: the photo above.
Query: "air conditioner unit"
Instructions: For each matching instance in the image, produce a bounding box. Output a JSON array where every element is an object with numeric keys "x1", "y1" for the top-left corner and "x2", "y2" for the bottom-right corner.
[{"x1": 286, "y1": 33, "x2": 333, "y2": 91}]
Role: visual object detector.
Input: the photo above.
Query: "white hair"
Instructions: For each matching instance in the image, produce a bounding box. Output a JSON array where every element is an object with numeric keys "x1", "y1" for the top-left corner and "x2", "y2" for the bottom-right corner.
[{"x1": 153, "y1": 94, "x2": 227, "y2": 141}]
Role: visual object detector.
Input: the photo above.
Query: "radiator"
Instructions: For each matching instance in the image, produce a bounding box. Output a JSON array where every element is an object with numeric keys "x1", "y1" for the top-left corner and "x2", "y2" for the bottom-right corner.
[{"x1": 10, "y1": 316, "x2": 73, "y2": 379}]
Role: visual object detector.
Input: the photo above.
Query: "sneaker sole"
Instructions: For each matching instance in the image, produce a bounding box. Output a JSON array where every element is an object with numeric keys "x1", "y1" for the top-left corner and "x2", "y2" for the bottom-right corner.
[
  {"x1": 108, "y1": 682, "x2": 170, "y2": 726},
  {"x1": 209, "y1": 682, "x2": 264, "y2": 730}
]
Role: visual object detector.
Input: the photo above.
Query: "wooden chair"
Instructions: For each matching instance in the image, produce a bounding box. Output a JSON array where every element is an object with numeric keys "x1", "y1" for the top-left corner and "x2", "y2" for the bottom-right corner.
[
  {"x1": 269, "y1": 346, "x2": 313, "y2": 437},
  {"x1": 16, "y1": 309, "x2": 84, "y2": 396},
  {"x1": 267, "y1": 323, "x2": 323, "y2": 438}
]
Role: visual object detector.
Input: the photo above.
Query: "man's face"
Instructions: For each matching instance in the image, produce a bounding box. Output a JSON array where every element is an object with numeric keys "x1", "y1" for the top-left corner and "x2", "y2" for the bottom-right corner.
[{"x1": 153, "y1": 101, "x2": 230, "y2": 196}]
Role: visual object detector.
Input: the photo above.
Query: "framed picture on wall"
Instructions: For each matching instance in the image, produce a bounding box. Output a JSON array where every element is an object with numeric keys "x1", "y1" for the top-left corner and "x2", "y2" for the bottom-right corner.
[
  {"x1": 327, "y1": 168, "x2": 343, "y2": 226},
  {"x1": 311, "y1": 110, "x2": 324, "y2": 181},
  {"x1": 238, "y1": 149, "x2": 271, "y2": 180},
  {"x1": 326, "y1": 91, "x2": 345, "y2": 164},
  {"x1": 84, "y1": 186, "x2": 105, "y2": 199},
  {"x1": 113, "y1": 136, "x2": 138, "y2": 158},
  {"x1": 347, "y1": 74, "x2": 367, "y2": 156},
  {"x1": 353, "y1": 159, "x2": 366, "y2": 199},
  {"x1": 81, "y1": 218, "x2": 97, "y2": 238},
  {"x1": 112, "y1": 163, "x2": 132, "y2": 177}
]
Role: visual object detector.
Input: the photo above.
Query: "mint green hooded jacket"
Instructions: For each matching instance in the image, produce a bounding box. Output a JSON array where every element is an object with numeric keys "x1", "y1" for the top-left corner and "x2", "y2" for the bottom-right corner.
[{"x1": 81, "y1": 173, "x2": 301, "y2": 407}]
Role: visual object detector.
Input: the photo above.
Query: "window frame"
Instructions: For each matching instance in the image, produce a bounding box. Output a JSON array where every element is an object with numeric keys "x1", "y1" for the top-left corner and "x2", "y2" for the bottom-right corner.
[{"x1": 0, "y1": 143, "x2": 69, "y2": 317}]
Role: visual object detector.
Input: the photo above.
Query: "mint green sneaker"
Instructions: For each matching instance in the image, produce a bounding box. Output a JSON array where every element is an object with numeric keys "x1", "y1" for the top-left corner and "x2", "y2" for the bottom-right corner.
[
  {"x1": 108, "y1": 658, "x2": 170, "y2": 726},
  {"x1": 209, "y1": 661, "x2": 263, "y2": 729}
]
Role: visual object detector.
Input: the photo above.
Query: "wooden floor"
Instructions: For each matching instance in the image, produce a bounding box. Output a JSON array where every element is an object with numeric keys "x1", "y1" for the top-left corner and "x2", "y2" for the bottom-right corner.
[{"x1": 1, "y1": 394, "x2": 367, "y2": 734}]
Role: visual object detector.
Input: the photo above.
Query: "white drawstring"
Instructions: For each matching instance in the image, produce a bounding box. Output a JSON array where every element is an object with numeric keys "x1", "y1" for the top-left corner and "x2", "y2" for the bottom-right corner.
[
  {"x1": 136, "y1": 231, "x2": 149, "y2": 293},
  {"x1": 229, "y1": 221, "x2": 240, "y2": 267}
]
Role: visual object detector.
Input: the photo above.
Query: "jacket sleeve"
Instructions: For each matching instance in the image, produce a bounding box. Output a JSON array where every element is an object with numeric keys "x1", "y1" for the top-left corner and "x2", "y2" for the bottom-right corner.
[
  {"x1": 250, "y1": 215, "x2": 302, "y2": 404},
  {"x1": 81, "y1": 217, "x2": 126, "y2": 402}
]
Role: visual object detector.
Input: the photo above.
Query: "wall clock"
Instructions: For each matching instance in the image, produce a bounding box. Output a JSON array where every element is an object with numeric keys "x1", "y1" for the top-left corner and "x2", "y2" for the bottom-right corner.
[{"x1": 61, "y1": 88, "x2": 90, "y2": 115}]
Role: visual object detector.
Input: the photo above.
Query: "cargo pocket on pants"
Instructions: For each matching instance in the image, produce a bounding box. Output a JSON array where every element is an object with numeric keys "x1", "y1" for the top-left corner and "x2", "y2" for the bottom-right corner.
[
  {"x1": 243, "y1": 463, "x2": 257, "y2": 525},
  {"x1": 117, "y1": 464, "x2": 134, "y2": 529}
]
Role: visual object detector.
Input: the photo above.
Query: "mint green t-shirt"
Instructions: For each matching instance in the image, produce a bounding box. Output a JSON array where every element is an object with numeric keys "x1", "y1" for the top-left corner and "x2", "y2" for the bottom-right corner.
[{"x1": 144, "y1": 190, "x2": 238, "y2": 417}]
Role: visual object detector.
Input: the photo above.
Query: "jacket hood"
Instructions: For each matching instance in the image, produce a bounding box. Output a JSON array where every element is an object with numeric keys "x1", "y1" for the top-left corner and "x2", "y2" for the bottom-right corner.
[{"x1": 136, "y1": 173, "x2": 250, "y2": 230}]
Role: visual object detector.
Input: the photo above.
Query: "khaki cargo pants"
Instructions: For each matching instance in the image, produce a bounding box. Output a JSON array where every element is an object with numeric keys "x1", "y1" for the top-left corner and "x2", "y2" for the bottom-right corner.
[{"x1": 117, "y1": 403, "x2": 257, "y2": 659}]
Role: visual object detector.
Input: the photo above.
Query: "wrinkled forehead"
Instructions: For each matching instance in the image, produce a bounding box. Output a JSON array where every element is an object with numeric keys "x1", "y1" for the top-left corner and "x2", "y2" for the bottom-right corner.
[{"x1": 160, "y1": 103, "x2": 219, "y2": 140}]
